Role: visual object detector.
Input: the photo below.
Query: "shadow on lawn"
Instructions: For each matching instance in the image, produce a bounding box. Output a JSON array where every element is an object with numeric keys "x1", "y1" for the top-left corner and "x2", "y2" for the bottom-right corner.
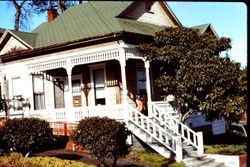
[
  {"x1": 52, "y1": 153, "x2": 82, "y2": 160},
  {"x1": 203, "y1": 133, "x2": 247, "y2": 145}
]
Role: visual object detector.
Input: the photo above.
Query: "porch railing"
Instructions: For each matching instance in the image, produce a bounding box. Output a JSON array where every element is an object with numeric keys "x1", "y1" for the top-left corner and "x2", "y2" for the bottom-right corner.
[
  {"x1": 127, "y1": 104, "x2": 183, "y2": 161},
  {"x1": 0, "y1": 104, "x2": 127, "y2": 123}
]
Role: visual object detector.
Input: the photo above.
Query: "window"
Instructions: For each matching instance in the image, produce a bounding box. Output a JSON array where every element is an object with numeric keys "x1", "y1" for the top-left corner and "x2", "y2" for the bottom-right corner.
[
  {"x1": 33, "y1": 74, "x2": 45, "y2": 110},
  {"x1": 12, "y1": 77, "x2": 22, "y2": 97},
  {"x1": 136, "y1": 67, "x2": 146, "y2": 95},
  {"x1": 93, "y1": 68, "x2": 106, "y2": 105},
  {"x1": 72, "y1": 79, "x2": 81, "y2": 94},
  {"x1": 54, "y1": 79, "x2": 65, "y2": 108}
]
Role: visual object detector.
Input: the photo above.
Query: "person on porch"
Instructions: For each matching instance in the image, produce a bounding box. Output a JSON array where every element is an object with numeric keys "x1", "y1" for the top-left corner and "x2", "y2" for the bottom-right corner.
[{"x1": 136, "y1": 94, "x2": 146, "y2": 115}]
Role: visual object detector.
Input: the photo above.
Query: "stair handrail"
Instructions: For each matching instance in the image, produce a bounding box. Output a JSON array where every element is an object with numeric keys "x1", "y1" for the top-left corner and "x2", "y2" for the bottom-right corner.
[
  {"x1": 126, "y1": 104, "x2": 182, "y2": 158},
  {"x1": 151, "y1": 101, "x2": 179, "y2": 118},
  {"x1": 151, "y1": 101, "x2": 204, "y2": 155}
]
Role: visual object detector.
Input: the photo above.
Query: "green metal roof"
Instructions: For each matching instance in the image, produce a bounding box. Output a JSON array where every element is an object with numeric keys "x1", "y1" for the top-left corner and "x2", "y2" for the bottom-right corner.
[
  {"x1": 10, "y1": 30, "x2": 37, "y2": 47},
  {"x1": 31, "y1": 1, "x2": 166, "y2": 48}
]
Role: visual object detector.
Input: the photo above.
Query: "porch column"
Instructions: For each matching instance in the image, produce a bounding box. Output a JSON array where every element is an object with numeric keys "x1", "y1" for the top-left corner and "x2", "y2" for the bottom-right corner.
[
  {"x1": 66, "y1": 65, "x2": 74, "y2": 122},
  {"x1": 145, "y1": 60, "x2": 152, "y2": 117},
  {"x1": 119, "y1": 48, "x2": 128, "y2": 105}
]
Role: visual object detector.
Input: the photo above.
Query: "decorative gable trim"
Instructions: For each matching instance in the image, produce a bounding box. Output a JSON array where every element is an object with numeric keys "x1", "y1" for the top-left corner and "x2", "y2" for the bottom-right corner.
[
  {"x1": 0, "y1": 30, "x2": 33, "y2": 53},
  {"x1": 117, "y1": 1, "x2": 182, "y2": 28},
  {"x1": 7, "y1": 30, "x2": 34, "y2": 49},
  {"x1": 160, "y1": 1, "x2": 182, "y2": 28}
]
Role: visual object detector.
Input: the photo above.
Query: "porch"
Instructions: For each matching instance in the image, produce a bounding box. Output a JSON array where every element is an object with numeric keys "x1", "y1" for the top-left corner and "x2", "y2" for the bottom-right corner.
[{"x1": 0, "y1": 45, "x2": 155, "y2": 121}]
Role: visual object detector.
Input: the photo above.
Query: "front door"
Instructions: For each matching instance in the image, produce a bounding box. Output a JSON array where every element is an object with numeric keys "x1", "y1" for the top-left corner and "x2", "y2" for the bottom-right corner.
[{"x1": 93, "y1": 67, "x2": 106, "y2": 105}]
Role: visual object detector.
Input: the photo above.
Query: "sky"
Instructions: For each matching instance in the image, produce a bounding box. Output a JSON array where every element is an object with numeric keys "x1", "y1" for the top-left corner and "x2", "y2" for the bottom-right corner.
[
  {"x1": 167, "y1": 2, "x2": 247, "y2": 68},
  {"x1": 0, "y1": 1, "x2": 247, "y2": 68}
]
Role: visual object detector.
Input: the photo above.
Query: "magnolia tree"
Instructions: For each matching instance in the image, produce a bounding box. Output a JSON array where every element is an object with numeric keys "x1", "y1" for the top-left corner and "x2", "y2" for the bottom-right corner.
[{"x1": 137, "y1": 27, "x2": 247, "y2": 123}]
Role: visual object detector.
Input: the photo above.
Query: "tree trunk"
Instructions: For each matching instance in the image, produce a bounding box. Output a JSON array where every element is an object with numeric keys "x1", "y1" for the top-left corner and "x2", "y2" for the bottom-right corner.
[
  {"x1": 12, "y1": 0, "x2": 27, "y2": 31},
  {"x1": 57, "y1": 0, "x2": 66, "y2": 14},
  {"x1": 13, "y1": 1, "x2": 21, "y2": 31},
  {"x1": 113, "y1": 156, "x2": 118, "y2": 167}
]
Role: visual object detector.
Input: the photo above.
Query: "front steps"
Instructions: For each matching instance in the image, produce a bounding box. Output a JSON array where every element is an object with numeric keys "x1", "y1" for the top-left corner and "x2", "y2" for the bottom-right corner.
[
  {"x1": 128, "y1": 123, "x2": 225, "y2": 167},
  {"x1": 181, "y1": 142, "x2": 225, "y2": 167},
  {"x1": 127, "y1": 102, "x2": 226, "y2": 167},
  {"x1": 127, "y1": 120, "x2": 172, "y2": 158},
  {"x1": 182, "y1": 155, "x2": 225, "y2": 167}
]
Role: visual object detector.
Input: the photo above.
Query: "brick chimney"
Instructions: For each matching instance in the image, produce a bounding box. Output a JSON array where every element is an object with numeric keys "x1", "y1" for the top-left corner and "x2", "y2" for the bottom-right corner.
[{"x1": 48, "y1": 9, "x2": 58, "y2": 22}]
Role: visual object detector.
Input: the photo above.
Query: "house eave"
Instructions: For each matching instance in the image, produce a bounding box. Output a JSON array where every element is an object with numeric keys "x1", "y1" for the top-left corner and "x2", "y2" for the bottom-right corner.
[{"x1": 0, "y1": 31, "x2": 153, "y2": 63}]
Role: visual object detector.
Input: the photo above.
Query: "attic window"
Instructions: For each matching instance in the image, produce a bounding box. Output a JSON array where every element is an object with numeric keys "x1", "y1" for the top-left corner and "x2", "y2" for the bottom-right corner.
[{"x1": 145, "y1": 2, "x2": 153, "y2": 13}]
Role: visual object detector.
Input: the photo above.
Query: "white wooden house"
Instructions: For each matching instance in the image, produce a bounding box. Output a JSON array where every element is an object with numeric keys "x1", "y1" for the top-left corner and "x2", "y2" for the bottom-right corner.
[{"x1": 0, "y1": 1, "x2": 218, "y2": 162}]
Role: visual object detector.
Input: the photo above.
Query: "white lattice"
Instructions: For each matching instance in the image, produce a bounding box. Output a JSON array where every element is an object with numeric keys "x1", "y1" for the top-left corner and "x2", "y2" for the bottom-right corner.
[
  {"x1": 26, "y1": 49, "x2": 120, "y2": 73},
  {"x1": 71, "y1": 49, "x2": 120, "y2": 65},
  {"x1": 125, "y1": 48, "x2": 144, "y2": 60},
  {"x1": 27, "y1": 59, "x2": 66, "y2": 72}
]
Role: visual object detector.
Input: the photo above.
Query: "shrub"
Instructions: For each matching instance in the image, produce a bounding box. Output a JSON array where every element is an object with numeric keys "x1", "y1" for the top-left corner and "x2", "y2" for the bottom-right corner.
[
  {"x1": 0, "y1": 152, "x2": 94, "y2": 167},
  {"x1": 70, "y1": 117, "x2": 130, "y2": 167},
  {"x1": 1, "y1": 118, "x2": 53, "y2": 156},
  {"x1": 204, "y1": 144, "x2": 247, "y2": 155},
  {"x1": 0, "y1": 122, "x2": 5, "y2": 155}
]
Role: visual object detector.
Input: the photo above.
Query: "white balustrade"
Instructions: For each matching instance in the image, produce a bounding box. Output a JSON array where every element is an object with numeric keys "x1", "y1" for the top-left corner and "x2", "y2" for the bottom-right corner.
[
  {"x1": 127, "y1": 105, "x2": 180, "y2": 157},
  {"x1": 151, "y1": 101, "x2": 204, "y2": 155},
  {"x1": 7, "y1": 104, "x2": 126, "y2": 123}
]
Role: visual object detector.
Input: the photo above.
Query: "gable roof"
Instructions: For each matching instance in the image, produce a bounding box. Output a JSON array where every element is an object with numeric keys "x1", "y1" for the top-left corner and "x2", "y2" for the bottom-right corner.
[
  {"x1": 117, "y1": 1, "x2": 182, "y2": 27},
  {"x1": 190, "y1": 23, "x2": 219, "y2": 39},
  {"x1": 31, "y1": 1, "x2": 178, "y2": 48},
  {"x1": 9, "y1": 30, "x2": 37, "y2": 47},
  {"x1": 0, "y1": 29, "x2": 36, "y2": 52}
]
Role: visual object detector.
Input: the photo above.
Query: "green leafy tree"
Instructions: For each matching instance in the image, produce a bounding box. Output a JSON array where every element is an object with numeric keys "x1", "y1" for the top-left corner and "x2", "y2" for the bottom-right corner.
[
  {"x1": 137, "y1": 27, "x2": 247, "y2": 123},
  {"x1": 70, "y1": 117, "x2": 130, "y2": 167}
]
